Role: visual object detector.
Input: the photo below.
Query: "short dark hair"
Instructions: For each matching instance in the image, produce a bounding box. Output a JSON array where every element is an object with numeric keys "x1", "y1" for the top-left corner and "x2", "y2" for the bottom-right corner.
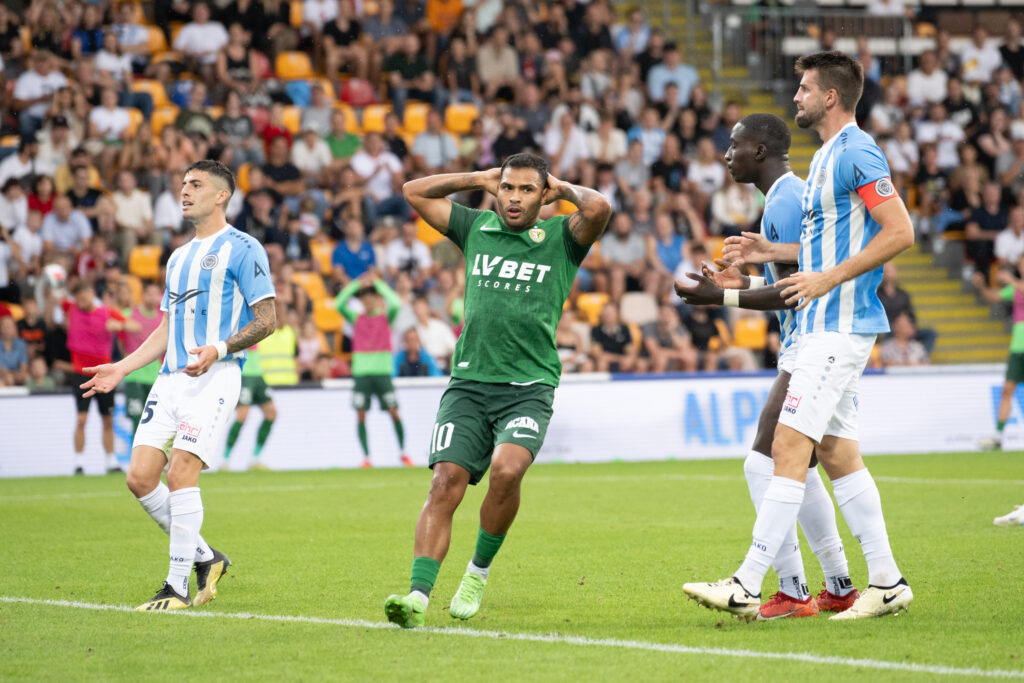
[
  {"x1": 500, "y1": 152, "x2": 549, "y2": 188},
  {"x1": 738, "y1": 113, "x2": 791, "y2": 158},
  {"x1": 184, "y1": 159, "x2": 236, "y2": 197},
  {"x1": 795, "y1": 51, "x2": 864, "y2": 112}
]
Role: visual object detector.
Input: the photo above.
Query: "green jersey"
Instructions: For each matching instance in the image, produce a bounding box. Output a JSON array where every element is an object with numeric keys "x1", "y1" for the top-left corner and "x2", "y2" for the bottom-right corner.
[
  {"x1": 243, "y1": 348, "x2": 264, "y2": 377},
  {"x1": 999, "y1": 285, "x2": 1024, "y2": 352},
  {"x1": 446, "y1": 202, "x2": 590, "y2": 387}
]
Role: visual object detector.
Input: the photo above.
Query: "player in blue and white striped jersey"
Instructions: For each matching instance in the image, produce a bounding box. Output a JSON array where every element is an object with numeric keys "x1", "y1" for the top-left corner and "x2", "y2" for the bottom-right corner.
[
  {"x1": 81, "y1": 160, "x2": 276, "y2": 611},
  {"x1": 677, "y1": 114, "x2": 856, "y2": 620},
  {"x1": 682, "y1": 53, "x2": 917, "y2": 622}
]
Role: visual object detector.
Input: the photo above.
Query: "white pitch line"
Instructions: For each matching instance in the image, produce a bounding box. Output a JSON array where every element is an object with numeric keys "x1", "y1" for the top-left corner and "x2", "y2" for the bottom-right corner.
[
  {"x1": 3, "y1": 472, "x2": 1023, "y2": 503},
  {"x1": 1, "y1": 596, "x2": 1021, "y2": 679}
]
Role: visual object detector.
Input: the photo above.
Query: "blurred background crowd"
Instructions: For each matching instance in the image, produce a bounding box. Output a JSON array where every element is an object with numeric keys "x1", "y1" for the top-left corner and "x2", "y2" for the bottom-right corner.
[{"x1": 2, "y1": 0, "x2": 1022, "y2": 388}]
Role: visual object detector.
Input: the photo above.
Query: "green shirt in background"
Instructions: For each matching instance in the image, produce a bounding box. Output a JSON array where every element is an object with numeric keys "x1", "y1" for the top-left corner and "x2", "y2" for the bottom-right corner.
[
  {"x1": 999, "y1": 285, "x2": 1024, "y2": 352},
  {"x1": 326, "y1": 133, "x2": 362, "y2": 160}
]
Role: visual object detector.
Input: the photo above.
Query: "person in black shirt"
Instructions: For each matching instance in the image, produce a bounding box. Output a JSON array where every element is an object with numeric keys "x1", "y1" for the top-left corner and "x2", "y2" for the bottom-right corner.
[
  {"x1": 66, "y1": 165, "x2": 103, "y2": 230},
  {"x1": 322, "y1": 0, "x2": 368, "y2": 79},
  {"x1": 633, "y1": 30, "x2": 664, "y2": 83},
  {"x1": 943, "y1": 77, "x2": 979, "y2": 137},
  {"x1": 1001, "y1": 19, "x2": 1024, "y2": 80},
  {"x1": 382, "y1": 112, "x2": 409, "y2": 165},
  {"x1": 264, "y1": 213, "x2": 312, "y2": 272},
  {"x1": 590, "y1": 302, "x2": 646, "y2": 372},
  {"x1": 965, "y1": 182, "x2": 1010, "y2": 276},
  {"x1": 491, "y1": 111, "x2": 537, "y2": 163},
  {"x1": 651, "y1": 134, "x2": 687, "y2": 192}
]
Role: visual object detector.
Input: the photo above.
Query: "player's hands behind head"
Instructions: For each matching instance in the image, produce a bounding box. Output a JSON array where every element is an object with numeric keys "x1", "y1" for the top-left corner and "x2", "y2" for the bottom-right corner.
[{"x1": 478, "y1": 167, "x2": 502, "y2": 197}]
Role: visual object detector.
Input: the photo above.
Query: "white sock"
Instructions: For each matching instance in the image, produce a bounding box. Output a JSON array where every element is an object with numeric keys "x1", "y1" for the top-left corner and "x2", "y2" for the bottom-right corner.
[
  {"x1": 466, "y1": 560, "x2": 490, "y2": 581},
  {"x1": 411, "y1": 589, "x2": 429, "y2": 610},
  {"x1": 137, "y1": 483, "x2": 214, "y2": 562},
  {"x1": 743, "y1": 453, "x2": 808, "y2": 600},
  {"x1": 798, "y1": 466, "x2": 854, "y2": 596},
  {"x1": 832, "y1": 468, "x2": 902, "y2": 587},
  {"x1": 734, "y1": 476, "x2": 806, "y2": 595},
  {"x1": 166, "y1": 487, "x2": 204, "y2": 597}
]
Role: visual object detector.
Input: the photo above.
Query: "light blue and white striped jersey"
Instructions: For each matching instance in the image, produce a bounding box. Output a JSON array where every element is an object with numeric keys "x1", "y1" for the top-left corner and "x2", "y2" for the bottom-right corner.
[
  {"x1": 160, "y1": 225, "x2": 274, "y2": 373},
  {"x1": 761, "y1": 172, "x2": 804, "y2": 350},
  {"x1": 798, "y1": 122, "x2": 893, "y2": 335}
]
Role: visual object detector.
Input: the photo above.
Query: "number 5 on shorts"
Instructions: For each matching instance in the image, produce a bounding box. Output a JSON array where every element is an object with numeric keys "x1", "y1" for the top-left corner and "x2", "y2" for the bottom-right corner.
[
  {"x1": 140, "y1": 400, "x2": 158, "y2": 424},
  {"x1": 431, "y1": 422, "x2": 454, "y2": 453}
]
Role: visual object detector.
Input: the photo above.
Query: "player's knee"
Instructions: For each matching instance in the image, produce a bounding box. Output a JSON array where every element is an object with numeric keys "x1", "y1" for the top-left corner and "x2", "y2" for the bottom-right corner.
[
  {"x1": 489, "y1": 461, "x2": 527, "y2": 493},
  {"x1": 125, "y1": 466, "x2": 155, "y2": 497},
  {"x1": 262, "y1": 404, "x2": 277, "y2": 421},
  {"x1": 75, "y1": 413, "x2": 88, "y2": 427},
  {"x1": 426, "y1": 467, "x2": 466, "y2": 505}
]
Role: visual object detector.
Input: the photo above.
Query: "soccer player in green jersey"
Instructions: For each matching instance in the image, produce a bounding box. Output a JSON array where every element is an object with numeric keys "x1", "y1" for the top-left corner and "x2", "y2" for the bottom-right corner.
[
  {"x1": 223, "y1": 345, "x2": 277, "y2": 470},
  {"x1": 121, "y1": 282, "x2": 163, "y2": 436},
  {"x1": 383, "y1": 153, "x2": 612, "y2": 628}
]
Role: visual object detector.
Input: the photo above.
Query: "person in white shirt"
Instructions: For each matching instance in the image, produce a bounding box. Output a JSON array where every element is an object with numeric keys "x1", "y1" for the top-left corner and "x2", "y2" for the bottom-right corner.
[
  {"x1": 884, "y1": 121, "x2": 920, "y2": 178},
  {"x1": 543, "y1": 112, "x2": 591, "y2": 177},
  {"x1": 960, "y1": 26, "x2": 1002, "y2": 88},
  {"x1": 587, "y1": 113, "x2": 628, "y2": 163},
  {"x1": 36, "y1": 117, "x2": 76, "y2": 173},
  {"x1": 12, "y1": 51, "x2": 68, "y2": 137},
  {"x1": 906, "y1": 51, "x2": 948, "y2": 107},
  {"x1": 915, "y1": 102, "x2": 965, "y2": 171},
  {"x1": 303, "y1": 0, "x2": 339, "y2": 32},
  {"x1": 111, "y1": 170, "x2": 157, "y2": 260},
  {"x1": 173, "y1": 2, "x2": 229, "y2": 74},
  {"x1": 411, "y1": 109, "x2": 460, "y2": 172},
  {"x1": 153, "y1": 168, "x2": 185, "y2": 235},
  {"x1": 350, "y1": 132, "x2": 408, "y2": 222},
  {"x1": 412, "y1": 295, "x2": 456, "y2": 372},
  {"x1": 88, "y1": 87, "x2": 132, "y2": 143},
  {"x1": 686, "y1": 137, "x2": 727, "y2": 215},
  {"x1": 995, "y1": 206, "x2": 1024, "y2": 268},
  {"x1": 291, "y1": 128, "x2": 333, "y2": 185},
  {"x1": 12, "y1": 209, "x2": 44, "y2": 279},
  {"x1": 111, "y1": 2, "x2": 151, "y2": 72},
  {"x1": 42, "y1": 196, "x2": 92, "y2": 257},
  {"x1": 0, "y1": 179, "x2": 28, "y2": 233},
  {"x1": 0, "y1": 137, "x2": 42, "y2": 188},
  {"x1": 385, "y1": 221, "x2": 434, "y2": 290}
]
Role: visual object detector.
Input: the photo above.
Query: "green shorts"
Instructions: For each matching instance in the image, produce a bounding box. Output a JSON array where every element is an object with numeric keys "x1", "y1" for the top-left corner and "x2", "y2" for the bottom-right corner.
[
  {"x1": 353, "y1": 374, "x2": 398, "y2": 410},
  {"x1": 124, "y1": 381, "x2": 153, "y2": 425},
  {"x1": 428, "y1": 378, "x2": 555, "y2": 485},
  {"x1": 1007, "y1": 353, "x2": 1024, "y2": 383},
  {"x1": 239, "y1": 375, "x2": 273, "y2": 406}
]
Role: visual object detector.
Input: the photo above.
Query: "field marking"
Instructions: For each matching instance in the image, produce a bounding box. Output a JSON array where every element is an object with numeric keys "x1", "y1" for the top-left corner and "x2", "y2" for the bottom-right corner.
[
  {"x1": 2, "y1": 596, "x2": 1022, "y2": 679},
  {"x1": 4, "y1": 472, "x2": 1024, "y2": 503}
]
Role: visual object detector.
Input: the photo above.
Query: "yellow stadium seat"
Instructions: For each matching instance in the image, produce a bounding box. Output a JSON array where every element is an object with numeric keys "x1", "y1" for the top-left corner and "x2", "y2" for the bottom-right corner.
[
  {"x1": 237, "y1": 162, "x2": 252, "y2": 193},
  {"x1": 206, "y1": 105, "x2": 223, "y2": 119},
  {"x1": 709, "y1": 236, "x2": 727, "y2": 262},
  {"x1": 0, "y1": 135, "x2": 20, "y2": 149},
  {"x1": 576, "y1": 292, "x2": 609, "y2": 326},
  {"x1": 313, "y1": 300, "x2": 343, "y2": 332},
  {"x1": 150, "y1": 106, "x2": 179, "y2": 136},
  {"x1": 402, "y1": 102, "x2": 431, "y2": 135},
  {"x1": 361, "y1": 104, "x2": 391, "y2": 133},
  {"x1": 131, "y1": 79, "x2": 169, "y2": 108},
  {"x1": 733, "y1": 315, "x2": 768, "y2": 350},
  {"x1": 126, "y1": 108, "x2": 144, "y2": 136},
  {"x1": 313, "y1": 77, "x2": 337, "y2": 101},
  {"x1": 627, "y1": 322, "x2": 643, "y2": 351},
  {"x1": 146, "y1": 25, "x2": 167, "y2": 54},
  {"x1": 129, "y1": 245, "x2": 162, "y2": 281},
  {"x1": 332, "y1": 102, "x2": 361, "y2": 134},
  {"x1": 713, "y1": 318, "x2": 732, "y2": 347},
  {"x1": 281, "y1": 105, "x2": 302, "y2": 135},
  {"x1": 416, "y1": 217, "x2": 444, "y2": 247},
  {"x1": 20, "y1": 27, "x2": 30, "y2": 53},
  {"x1": 124, "y1": 274, "x2": 143, "y2": 305},
  {"x1": 170, "y1": 23, "x2": 185, "y2": 45},
  {"x1": 275, "y1": 51, "x2": 315, "y2": 80},
  {"x1": 309, "y1": 239, "x2": 335, "y2": 277},
  {"x1": 556, "y1": 200, "x2": 575, "y2": 216},
  {"x1": 292, "y1": 270, "x2": 329, "y2": 303},
  {"x1": 289, "y1": 0, "x2": 303, "y2": 27},
  {"x1": 150, "y1": 50, "x2": 183, "y2": 66},
  {"x1": 619, "y1": 292, "x2": 658, "y2": 327},
  {"x1": 6, "y1": 302, "x2": 24, "y2": 322},
  {"x1": 445, "y1": 103, "x2": 478, "y2": 135}
]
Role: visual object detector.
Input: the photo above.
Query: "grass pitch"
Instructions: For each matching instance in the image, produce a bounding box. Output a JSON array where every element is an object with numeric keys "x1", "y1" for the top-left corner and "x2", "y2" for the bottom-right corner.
[{"x1": 2, "y1": 453, "x2": 1023, "y2": 681}]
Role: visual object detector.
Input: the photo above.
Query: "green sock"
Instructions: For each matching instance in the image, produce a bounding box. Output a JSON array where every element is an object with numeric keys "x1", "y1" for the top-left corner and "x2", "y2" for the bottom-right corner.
[
  {"x1": 471, "y1": 527, "x2": 506, "y2": 568},
  {"x1": 254, "y1": 419, "x2": 274, "y2": 456},
  {"x1": 998, "y1": 420, "x2": 1007, "y2": 433},
  {"x1": 225, "y1": 421, "x2": 243, "y2": 457},
  {"x1": 392, "y1": 417, "x2": 405, "y2": 449},
  {"x1": 357, "y1": 421, "x2": 369, "y2": 457},
  {"x1": 410, "y1": 556, "x2": 441, "y2": 596}
]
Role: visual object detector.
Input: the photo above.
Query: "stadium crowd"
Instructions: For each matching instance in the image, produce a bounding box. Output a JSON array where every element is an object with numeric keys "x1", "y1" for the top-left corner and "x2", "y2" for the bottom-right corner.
[{"x1": 4, "y1": 0, "x2": 1022, "y2": 388}]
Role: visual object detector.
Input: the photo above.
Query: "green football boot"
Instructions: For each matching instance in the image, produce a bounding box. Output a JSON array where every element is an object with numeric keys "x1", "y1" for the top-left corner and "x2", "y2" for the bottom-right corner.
[
  {"x1": 384, "y1": 593, "x2": 426, "y2": 628},
  {"x1": 449, "y1": 572, "x2": 486, "y2": 620}
]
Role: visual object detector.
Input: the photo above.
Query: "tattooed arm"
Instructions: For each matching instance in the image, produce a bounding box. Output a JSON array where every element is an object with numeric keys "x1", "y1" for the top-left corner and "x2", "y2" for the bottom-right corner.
[
  {"x1": 546, "y1": 175, "x2": 613, "y2": 247},
  {"x1": 402, "y1": 169, "x2": 501, "y2": 234},
  {"x1": 183, "y1": 298, "x2": 277, "y2": 377}
]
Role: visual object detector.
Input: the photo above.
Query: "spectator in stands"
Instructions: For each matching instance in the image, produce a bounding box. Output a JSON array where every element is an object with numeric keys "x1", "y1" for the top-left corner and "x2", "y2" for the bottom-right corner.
[
  {"x1": 916, "y1": 102, "x2": 965, "y2": 172},
  {"x1": 642, "y1": 302, "x2": 698, "y2": 373},
  {"x1": 996, "y1": 206, "x2": 1024, "y2": 272},
  {"x1": 650, "y1": 134, "x2": 687, "y2": 192},
  {"x1": 588, "y1": 112, "x2": 628, "y2": 164},
  {"x1": 37, "y1": 116, "x2": 74, "y2": 176},
  {"x1": 998, "y1": 129, "x2": 1024, "y2": 197},
  {"x1": 216, "y1": 90, "x2": 264, "y2": 171},
  {"x1": 351, "y1": 132, "x2": 408, "y2": 223},
  {"x1": 153, "y1": 168, "x2": 185, "y2": 237},
  {"x1": 385, "y1": 220, "x2": 434, "y2": 291},
  {"x1": 26, "y1": 4, "x2": 68, "y2": 62},
  {"x1": 266, "y1": 213, "x2": 313, "y2": 274},
  {"x1": 646, "y1": 42, "x2": 698, "y2": 108},
  {"x1": 880, "y1": 312, "x2": 929, "y2": 367},
  {"x1": 0, "y1": 6, "x2": 23, "y2": 63},
  {"x1": 25, "y1": 356, "x2": 55, "y2": 390},
  {"x1": 1002, "y1": 19, "x2": 1024, "y2": 81},
  {"x1": 645, "y1": 212, "x2": 685, "y2": 299},
  {"x1": 680, "y1": 304, "x2": 723, "y2": 371},
  {"x1": 493, "y1": 110, "x2": 539, "y2": 164},
  {"x1": 866, "y1": 0, "x2": 908, "y2": 16},
  {"x1": 322, "y1": 0, "x2": 369, "y2": 80},
  {"x1": 590, "y1": 301, "x2": 645, "y2": 373},
  {"x1": 324, "y1": 108, "x2": 361, "y2": 168},
  {"x1": 110, "y1": 2, "x2": 150, "y2": 75},
  {"x1": 869, "y1": 83, "x2": 904, "y2": 138},
  {"x1": 174, "y1": 2, "x2": 230, "y2": 85},
  {"x1": 907, "y1": 51, "x2": 948, "y2": 108},
  {"x1": 542, "y1": 111, "x2": 590, "y2": 180},
  {"x1": 976, "y1": 107, "x2": 1013, "y2": 176},
  {"x1": 382, "y1": 112, "x2": 411, "y2": 167},
  {"x1": 443, "y1": 35, "x2": 479, "y2": 105},
  {"x1": 554, "y1": 311, "x2": 592, "y2": 373},
  {"x1": 262, "y1": 134, "x2": 305, "y2": 207},
  {"x1": 687, "y1": 136, "x2": 726, "y2": 216},
  {"x1": 710, "y1": 172, "x2": 760, "y2": 238},
  {"x1": 960, "y1": 26, "x2": 1001, "y2": 93},
  {"x1": 965, "y1": 182, "x2": 1010, "y2": 277},
  {"x1": 364, "y1": 0, "x2": 408, "y2": 60},
  {"x1": 11, "y1": 210, "x2": 43, "y2": 282},
  {"x1": 472, "y1": 26, "x2": 518, "y2": 102},
  {"x1": 215, "y1": 23, "x2": 262, "y2": 104},
  {"x1": 0, "y1": 136, "x2": 42, "y2": 188},
  {"x1": 292, "y1": 126, "x2": 333, "y2": 188},
  {"x1": 174, "y1": 82, "x2": 216, "y2": 139},
  {"x1": 614, "y1": 8, "x2": 650, "y2": 58},
  {"x1": 412, "y1": 294, "x2": 456, "y2": 372},
  {"x1": 394, "y1": 327, "x2": 442, "y2": 377},
  {"x1": 0, "y1": 179, "x2": 27, "y2": 234},
  {"x1": 877, "y1": 262, "x2": 938, "y2": 352},
  {"x1": 601, "y1": 212, "x2": 646, "y2": 303},
  {"x1": 0, "y1": 231, "x2": 14, "y2": 303},
  {"x1": 27, "y1": 175, "x2": 54, "y2": 218},
  {"x1": 13, "y1": 50, "x2": 67, "y2": 137},
  {"x1": 943, "y1": 77, "x2": 978, "y2": 135},
  {"x1": 885, "y1": 121, "x2": 919, "y2": 190},
  {"x1": 332, "y1": 218, "x2": 376, "y2": 285},
  {"x1": 628, "y1": 107, "x2": 667, "y2": 166},
  {"x1": 0, "y1": 315, "x2": 28, "y2": 386},
  {"x1": 613, "y1": 139, "x2": 650, "y2": 206},
  {"x1": 111, "y1": 170, "x2": 156, "y2": 262},
  {"x1": 75, "y1": 233, "x2": 119, "y2": 284},
  {"x1": 384, "y1": 33, "x2": 445, "y2": 118},
  {"x1": 411, "y1": 109, "x2": 460, "y2": 173},
  {"x1": 42, "y1": 195, "x2": 91, "y2": 260}
]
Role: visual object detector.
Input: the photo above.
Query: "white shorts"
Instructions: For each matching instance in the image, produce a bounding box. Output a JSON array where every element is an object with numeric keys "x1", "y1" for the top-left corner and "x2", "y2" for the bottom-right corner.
[
  {"x1": 778, "y1": 340, "x2": 799, "y2": 374},
  {"x1": 777, "y1": 331, "x2": 875, "y2": 443},
  {"x1": 132, "y1": 361, "x2": 242, "y2": 466}
]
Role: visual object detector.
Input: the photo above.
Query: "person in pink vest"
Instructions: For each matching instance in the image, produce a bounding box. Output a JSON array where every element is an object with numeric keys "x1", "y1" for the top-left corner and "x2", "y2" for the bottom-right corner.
[{"x1": 64, "y1": 281, "x2": 140, "y2": 474}]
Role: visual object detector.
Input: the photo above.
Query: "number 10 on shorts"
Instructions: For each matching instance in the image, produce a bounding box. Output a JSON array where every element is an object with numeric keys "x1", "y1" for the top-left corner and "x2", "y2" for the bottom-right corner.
[{"x1": 431, "y1": 422, "x2": 454, "y2": 453}]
